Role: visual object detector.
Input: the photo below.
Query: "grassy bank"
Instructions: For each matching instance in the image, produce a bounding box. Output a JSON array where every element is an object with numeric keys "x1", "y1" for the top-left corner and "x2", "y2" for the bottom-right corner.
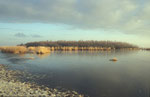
[{"x1": 0, "y1": 64, "x2": 83, "y2": 97}]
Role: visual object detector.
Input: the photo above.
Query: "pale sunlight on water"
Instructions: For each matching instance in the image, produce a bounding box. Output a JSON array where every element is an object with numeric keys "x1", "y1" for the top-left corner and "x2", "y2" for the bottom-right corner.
[{"x1": 0, "y1": 50, "x2": 150, "y2": 97}]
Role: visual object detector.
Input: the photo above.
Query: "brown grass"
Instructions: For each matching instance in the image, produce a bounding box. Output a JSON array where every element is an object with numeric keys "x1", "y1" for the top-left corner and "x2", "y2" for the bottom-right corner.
[
  {"x1": 27, "y1": 46, "x2": 50, "y2": 54},
  {"x1": 0, "y1": 46, "x2": 27, "y2": 54},
  {"x1": 35, "y1": 47, "x2": 50, "y2": 54},
  {"x1": 27, "y1": 47, "x2": 36, "y2": 53},
  {"x1": 0, "y1": 46, "x2": 50, "y2": 54}
]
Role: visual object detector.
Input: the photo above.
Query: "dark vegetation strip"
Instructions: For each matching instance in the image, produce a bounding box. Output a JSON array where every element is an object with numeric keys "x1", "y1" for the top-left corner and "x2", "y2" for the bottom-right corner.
[{"x1": 22, "y1": 40, "x2": 138, "y2": 49}]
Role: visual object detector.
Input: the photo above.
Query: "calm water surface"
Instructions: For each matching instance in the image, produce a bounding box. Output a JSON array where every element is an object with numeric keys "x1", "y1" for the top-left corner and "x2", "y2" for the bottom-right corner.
[{"x1": 0, "y1": 50, "x2": 150, "y2": 97}]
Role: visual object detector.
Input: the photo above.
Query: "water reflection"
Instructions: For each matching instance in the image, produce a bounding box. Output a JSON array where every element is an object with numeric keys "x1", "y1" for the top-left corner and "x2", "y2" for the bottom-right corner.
[
  {"x1": 37, "y1": 53, "x2": 51, "y2": 59},
  {"x1": 52, "y1": 50, "x2": 138, "y2": 56},
  {"x1": 0, "y1": 50, "x2": 150, "y2": 97}
]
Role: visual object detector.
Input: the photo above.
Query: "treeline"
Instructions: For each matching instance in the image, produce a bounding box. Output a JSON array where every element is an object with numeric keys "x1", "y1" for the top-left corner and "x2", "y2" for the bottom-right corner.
[{"x1": 23, "y1": 40, "x2": 138, "y2": 49}]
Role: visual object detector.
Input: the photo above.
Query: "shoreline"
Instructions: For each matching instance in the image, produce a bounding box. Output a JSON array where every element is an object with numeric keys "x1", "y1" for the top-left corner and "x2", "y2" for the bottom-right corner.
[
  {"x1": 0, "y1": 64, "x2": 83, "y2": 97},
  {"x1": 0, "y1": 46, "x2": 140, "y2": 55}
]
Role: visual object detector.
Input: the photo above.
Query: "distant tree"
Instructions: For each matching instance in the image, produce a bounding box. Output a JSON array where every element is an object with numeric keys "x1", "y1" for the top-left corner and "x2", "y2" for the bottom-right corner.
[{"x1": 23, "y1": 40, "x2": 138, "y2": 49}]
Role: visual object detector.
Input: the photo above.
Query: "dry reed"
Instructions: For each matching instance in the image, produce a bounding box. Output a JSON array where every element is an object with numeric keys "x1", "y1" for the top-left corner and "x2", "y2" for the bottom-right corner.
[
  {"x1": 0, "y1": 46, "x2": 51, "y2": 54},
  {"x1": 27, "y1": 46, "x2": 50, "y2": 54},
  {"x1": 0, "y1": 46, "x2": 27, "y2": 54}
]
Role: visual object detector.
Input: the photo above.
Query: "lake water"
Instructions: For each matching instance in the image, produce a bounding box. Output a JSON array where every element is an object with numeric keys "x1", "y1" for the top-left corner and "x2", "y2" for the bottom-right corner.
[{"x1": 0, "y1": 50, "x2": 150, "y2": 97}]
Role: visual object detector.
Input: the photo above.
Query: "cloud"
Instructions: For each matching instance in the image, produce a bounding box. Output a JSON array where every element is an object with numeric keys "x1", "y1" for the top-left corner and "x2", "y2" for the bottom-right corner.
[
  {"x1": 31, "y1": 34, "x2": 42, "y2": 38},
  {"x1": 14, "y1": 33, "x2": 42, "y2": 38},
  {"x1": 14, "y1": 32, "x2": 27, "y2": 37},
  {"x1": 0, "y1": 0, "x2": 150, "y2": 35}
]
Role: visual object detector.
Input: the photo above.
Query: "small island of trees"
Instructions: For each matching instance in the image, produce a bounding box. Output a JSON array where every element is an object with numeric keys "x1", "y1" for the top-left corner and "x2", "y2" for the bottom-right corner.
[
  {"x1": 23, "y1": 40, "x2": 139, "y2": 51},
  {"x1": 0, "y1": 40, "x2": 139, "y2": 54}
]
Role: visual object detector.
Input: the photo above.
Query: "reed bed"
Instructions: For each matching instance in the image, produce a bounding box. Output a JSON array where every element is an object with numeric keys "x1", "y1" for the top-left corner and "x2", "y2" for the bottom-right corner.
[
  {"x1": 0, "y1": 46, "x2": 27, "y2": 54},
  {"x1": 0, "y1": 46, "x2": 139, "y2": 55},
  {"x1": 27, "y1": 46, "x2": 50, "y2": 54},
  {"x1": 0, "y1": 46, "x2": 51, "y2": 54}
]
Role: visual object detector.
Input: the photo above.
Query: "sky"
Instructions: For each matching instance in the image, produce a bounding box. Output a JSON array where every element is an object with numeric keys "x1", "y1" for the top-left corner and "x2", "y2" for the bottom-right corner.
[{"x1": 0, "y1": 0, "x2": 150, "y2": 47}]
